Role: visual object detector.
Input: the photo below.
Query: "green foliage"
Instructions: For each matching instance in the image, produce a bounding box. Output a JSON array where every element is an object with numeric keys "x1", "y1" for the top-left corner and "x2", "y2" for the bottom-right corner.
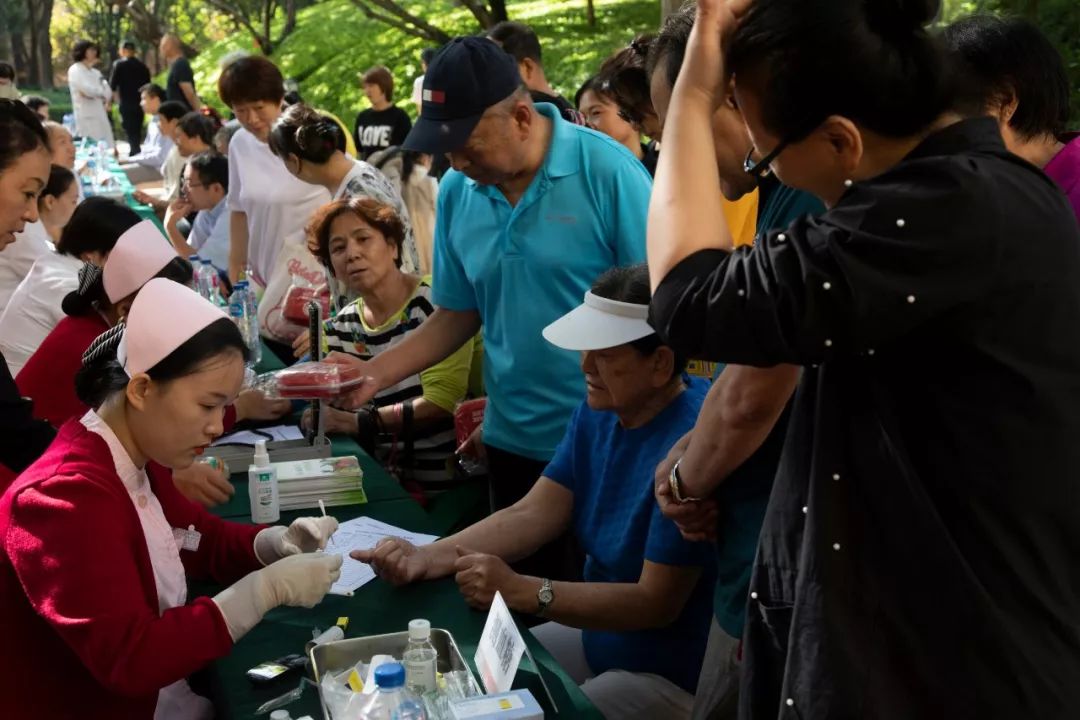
[
  {"x1": 14, "y1": 86, "x2": 73, "y2": 121},
  {"x1": 190, "y1": 0, "x2": 658, "y2": 122}
]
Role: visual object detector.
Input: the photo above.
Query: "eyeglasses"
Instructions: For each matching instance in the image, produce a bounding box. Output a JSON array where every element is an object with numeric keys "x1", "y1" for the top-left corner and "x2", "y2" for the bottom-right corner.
[
  {"x1": 743, "y1": 138, "x2": 792, "y2": 179},
  {"x1": 183, "y1": 180, "x2": 205, "y2": 190}
]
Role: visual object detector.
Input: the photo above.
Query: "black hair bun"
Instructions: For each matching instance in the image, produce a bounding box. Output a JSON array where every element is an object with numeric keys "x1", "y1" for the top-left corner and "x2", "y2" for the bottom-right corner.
[{"x1": 865, "y1": 0, "x2": 940, "y2": 36}]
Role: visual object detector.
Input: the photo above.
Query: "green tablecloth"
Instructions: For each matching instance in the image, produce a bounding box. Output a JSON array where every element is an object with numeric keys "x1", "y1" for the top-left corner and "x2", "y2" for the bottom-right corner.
[
  {"x1": 207, "y1": 490, "x2": 601, "y2": 719},
  {"x1": 211, "y1": 342, "x2": 594, "y2": 716},
  {"x1": 77, "y1": 149, "x2": 164, "y2": 231}
]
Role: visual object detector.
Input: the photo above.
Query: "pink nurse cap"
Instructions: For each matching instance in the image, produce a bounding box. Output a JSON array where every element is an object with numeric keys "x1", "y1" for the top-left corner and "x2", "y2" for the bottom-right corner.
[
  {"x1": 120, "y1": 278, "x2": 228, "y2": 376},
  {"x1": 103, "y1": 220, "x2": 179, "y2": 304}
]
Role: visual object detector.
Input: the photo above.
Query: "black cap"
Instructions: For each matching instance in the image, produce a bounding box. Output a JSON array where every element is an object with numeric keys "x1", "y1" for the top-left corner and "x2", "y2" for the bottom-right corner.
[
  {"x1": 403, "y1": 36, "x2": 522, "y2": 155},
  {"x1": 121, "y1": 39, "x2": 137, "y2": 50}
]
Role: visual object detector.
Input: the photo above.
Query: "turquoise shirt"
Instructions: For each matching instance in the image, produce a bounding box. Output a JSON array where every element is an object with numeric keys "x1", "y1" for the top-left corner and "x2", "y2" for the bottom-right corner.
[
  {"x1": 711, "y1": 179, "x2": 825, "y2": 637},
  {"x1": 432, "y1": 103, "x2": 651, "y2": 461}
]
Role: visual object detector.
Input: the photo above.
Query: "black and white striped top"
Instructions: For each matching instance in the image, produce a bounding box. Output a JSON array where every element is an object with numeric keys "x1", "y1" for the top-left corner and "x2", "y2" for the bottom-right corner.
[{"x1": 323, "y1": 276, "x2": 473, "y2": 492}]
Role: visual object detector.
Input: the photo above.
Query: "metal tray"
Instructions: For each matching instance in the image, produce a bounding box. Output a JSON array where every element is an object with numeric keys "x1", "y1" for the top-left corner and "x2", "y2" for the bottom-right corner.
[{"x1": 308, "y1": 628, "x2": 480, "y2": 719}]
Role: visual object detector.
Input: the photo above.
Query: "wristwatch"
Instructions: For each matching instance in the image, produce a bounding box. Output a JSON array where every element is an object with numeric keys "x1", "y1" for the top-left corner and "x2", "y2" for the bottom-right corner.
[
  {"x1": 670, "y1": 458, "x2": 704, "y2": 504},
  {"x1": 536, "y1": 578, "x2": 554, "y2": 616}
]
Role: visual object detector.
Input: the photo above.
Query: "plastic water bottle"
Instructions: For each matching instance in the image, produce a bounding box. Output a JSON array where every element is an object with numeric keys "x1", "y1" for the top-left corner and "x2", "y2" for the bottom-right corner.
[
  {"x1": 403, "y1": 619, "x2": 438, "y2": 696},
  {"x1": 243, "y1": 283, "x2": 262, "y2": 366},
  {"x1": 392, "y1": 698, "x2": 427, "y2": 720},
  {"x1": 358, "y1": 663, "x2": 426, "y2": 720},
  {"x1": 85, "y1": 155, "x2": 99, "y2": 195},
  {"x1": 228, "y1": 280, "x2": 252, "y2": 346},
  {"x1": 195, "y1": 257, "x2": 220, "y2": 304},
  {"x1": 62, "y1": 113, "x2": 76, "y2": 137},
  {"x1": 190, "y1": 254, "x2": 205, "y2": 293},
  {"x1": 228, "y1": 281, "x2": 262, "y2": 367}
]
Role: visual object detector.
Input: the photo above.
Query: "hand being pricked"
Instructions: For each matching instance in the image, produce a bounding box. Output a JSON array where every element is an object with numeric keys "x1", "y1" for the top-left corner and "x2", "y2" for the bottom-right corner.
[
  {"x1": 453, "y1": 547, "x2": 519, "y2": 611},
  {"x1": 350, "y1": 536, "x2": 428, "y2": 586}
]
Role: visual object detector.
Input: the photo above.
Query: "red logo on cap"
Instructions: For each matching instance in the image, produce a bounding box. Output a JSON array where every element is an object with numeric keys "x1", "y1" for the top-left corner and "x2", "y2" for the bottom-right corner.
[{"x1": 423, "y1": 89, "x2": 446, "y2": 104}]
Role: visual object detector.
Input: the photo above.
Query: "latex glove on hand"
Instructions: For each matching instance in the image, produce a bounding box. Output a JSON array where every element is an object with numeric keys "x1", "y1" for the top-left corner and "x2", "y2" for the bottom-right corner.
[
  {"x1": 213, "y1": 553, "x2": 343, "y2": 640},
  {"x1": 254, "y1": 516, "x2": 339, "y2": 564}
]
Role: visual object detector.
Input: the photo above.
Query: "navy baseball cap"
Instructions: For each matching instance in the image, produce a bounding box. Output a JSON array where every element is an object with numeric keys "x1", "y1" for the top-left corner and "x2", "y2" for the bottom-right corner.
[{"x1": 403, "y1": 36, "x2": 522, "y2": 155}]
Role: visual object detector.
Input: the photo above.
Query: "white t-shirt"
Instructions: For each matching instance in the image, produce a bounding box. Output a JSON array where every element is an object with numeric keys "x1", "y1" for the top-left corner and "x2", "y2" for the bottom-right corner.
[
  {"x1": 0, "y1": 249, "x2": 82, "y2": 377},
  {"x1": 412, "y1": 75, "x2": 424, "y2": 111},
  {"x1": 0, "y1": 222, "x2": 51, "y2": 309},
  {"x1": 226, "y1": 128, "x2": 329, "y2": 286}
]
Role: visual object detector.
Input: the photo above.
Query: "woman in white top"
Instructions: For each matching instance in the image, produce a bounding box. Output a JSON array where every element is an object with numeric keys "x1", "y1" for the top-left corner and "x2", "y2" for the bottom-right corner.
[
  {"x1": 67, "y1": 40, "x2": 115, "y2": 148},
  {"x1": 0, "y1": 197, "x2": 137, "y2": 376},
  {"x1": 216, "y1": 55, "x2": 329, "y2": 287},
  {"x1": 0, "y1": 165, "x2": 78, "y2": 308},
  {"x1": 268, "y1": 102, "x2": 419, "y2": 273}
]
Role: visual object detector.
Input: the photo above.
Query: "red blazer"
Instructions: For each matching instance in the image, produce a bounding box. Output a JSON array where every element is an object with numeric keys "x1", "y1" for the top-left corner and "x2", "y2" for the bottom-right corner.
[
  {"x1": 0, "y1": 420, "x2": 263, "y2": 718},
  {"x1": 16, "y1": 313, "x2": 109, "y2": 428}
]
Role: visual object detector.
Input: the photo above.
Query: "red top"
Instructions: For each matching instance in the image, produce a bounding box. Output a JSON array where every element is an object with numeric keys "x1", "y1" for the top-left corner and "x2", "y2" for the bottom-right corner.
[
  {"x1": 0, "y1": 420, "x2": 263, "y2": 718},
  {"x1": 17, "y1": 313, "x2": 110, "y2": 428}
]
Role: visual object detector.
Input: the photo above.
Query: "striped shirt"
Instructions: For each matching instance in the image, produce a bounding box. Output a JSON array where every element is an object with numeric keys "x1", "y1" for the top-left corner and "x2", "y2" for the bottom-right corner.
[{"x1": 323, "y1": 276, "x2": 473, "y2": 492}]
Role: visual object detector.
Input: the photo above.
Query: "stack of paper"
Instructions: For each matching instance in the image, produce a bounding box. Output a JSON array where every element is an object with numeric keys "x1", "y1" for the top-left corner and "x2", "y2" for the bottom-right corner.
[
  {"x1": 272, "y1": 456, "x2": 367, "y2": 511},
  {"x1": 324, "y1": 516, "x2": 439, "y2": 595}
]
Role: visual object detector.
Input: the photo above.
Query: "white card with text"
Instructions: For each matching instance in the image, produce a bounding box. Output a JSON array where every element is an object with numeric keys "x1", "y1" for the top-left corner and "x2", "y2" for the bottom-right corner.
[{"x1": 474, "y1": 591, "x2": 527, "y2": 694}]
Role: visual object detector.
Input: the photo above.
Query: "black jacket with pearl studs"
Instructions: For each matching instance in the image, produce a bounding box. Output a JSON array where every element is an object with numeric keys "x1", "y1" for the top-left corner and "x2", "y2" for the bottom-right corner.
[{"x1": 651, "y1": 117, "x2": 1080, "y2": 720}]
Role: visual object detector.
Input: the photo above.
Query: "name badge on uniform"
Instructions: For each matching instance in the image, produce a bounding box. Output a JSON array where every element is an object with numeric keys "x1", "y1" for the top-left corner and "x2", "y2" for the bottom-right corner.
[{"x1": 172, "y1": 524, "x2": 202, "y2": 552}]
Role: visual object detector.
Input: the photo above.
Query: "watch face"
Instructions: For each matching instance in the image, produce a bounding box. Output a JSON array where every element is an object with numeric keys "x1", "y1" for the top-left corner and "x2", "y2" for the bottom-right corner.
[{"x1": 538, "y1": 588, "x2": 554, "y2": 604}]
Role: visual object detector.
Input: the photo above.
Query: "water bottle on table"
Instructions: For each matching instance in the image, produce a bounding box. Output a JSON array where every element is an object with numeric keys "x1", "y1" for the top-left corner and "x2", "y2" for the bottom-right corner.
[
  {"x1": 403, "y1": 619, "x2": 438, "y2": 696},
  {"x1": 358, "y1": 663, "x2": 426, "y2": 720},
  {"x1": 227, "y1": 280, "x2": 262, "y2": 367}
]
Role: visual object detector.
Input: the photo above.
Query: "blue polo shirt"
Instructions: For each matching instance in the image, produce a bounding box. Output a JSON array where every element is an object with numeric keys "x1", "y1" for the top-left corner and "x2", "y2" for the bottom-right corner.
[
  {"x1": 432, "y1": 103, "x2": 651, "y2": 461},
  {"x1": 544, "y1": 377, "x2": 716, "y2": 693}
]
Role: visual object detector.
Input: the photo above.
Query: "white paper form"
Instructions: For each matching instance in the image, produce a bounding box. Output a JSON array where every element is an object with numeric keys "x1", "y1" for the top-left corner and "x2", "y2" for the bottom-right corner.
[
  {"x1": 324, "y1": 516, "x2": 438, "y2": 595},
  {"x1": 211, "y1": 424, "x2": 305, "y2": 446}
]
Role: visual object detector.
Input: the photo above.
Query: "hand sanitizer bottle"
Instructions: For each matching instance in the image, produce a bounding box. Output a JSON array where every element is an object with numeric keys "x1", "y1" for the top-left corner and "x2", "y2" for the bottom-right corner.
[{"x1": 248, "y1": 438, "x2": 279, "y2": 523}]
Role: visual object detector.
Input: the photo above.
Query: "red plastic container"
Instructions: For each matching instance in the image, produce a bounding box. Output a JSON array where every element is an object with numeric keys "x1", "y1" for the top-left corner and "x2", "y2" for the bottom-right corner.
[{"x1": 271, "y1": 361, "x2": 367, "y2": 400}]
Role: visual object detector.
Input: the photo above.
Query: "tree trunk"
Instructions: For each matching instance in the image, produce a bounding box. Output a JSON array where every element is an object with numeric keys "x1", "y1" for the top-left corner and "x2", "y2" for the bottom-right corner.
[
  {"x1": 36, "y1": 0, "x2": 53, "y2": 87},
  {"x1": 489, "y1": 0, "x2": 507, "y2": 23},
  {"x1": 0, "y1": 31, "x2": 13, "y2": 67},
  {"x1": 586, "y1": 0, "x2": 595, "y2": 26},
  {"x1": 350, "y1": 0, "x2": 452, "y2": 44},
  {"x1": 660, "y1": 0, "x2": 680, "y2": 23}
]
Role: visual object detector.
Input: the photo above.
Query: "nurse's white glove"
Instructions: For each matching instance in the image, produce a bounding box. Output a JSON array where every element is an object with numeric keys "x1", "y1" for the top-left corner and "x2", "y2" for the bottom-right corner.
[
  {"x1": 253, "y1": 516, "x2": 339, "y2": 564},
  {"x1": 213, "y1": 553, "x2": 343, "y2": 641}
]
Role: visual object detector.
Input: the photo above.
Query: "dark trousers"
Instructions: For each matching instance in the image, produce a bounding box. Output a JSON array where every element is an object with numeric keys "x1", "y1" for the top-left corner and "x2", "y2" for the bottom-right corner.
[
  {"x1": 119, "y1": 104, "x2": 144, "y2": 156},
  {"x1": 485, "y1": 444, "x2": 584, "y2": 583}
]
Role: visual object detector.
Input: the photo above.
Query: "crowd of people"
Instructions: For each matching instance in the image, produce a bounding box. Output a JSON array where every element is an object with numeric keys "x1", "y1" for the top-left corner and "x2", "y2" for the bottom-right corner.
[{"x1": 0, "y1": 0, "x2": 1079, "y2": 717}]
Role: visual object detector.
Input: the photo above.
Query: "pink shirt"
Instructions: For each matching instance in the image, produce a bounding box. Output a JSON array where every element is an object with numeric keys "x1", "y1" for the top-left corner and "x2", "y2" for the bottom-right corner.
[{"x1": 1045, "y1": 133, "x2": 1080, "y2": 222}]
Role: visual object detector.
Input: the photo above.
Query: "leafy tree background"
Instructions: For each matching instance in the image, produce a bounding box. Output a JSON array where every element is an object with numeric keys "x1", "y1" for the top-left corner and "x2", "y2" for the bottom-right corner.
[{"x1": 1, "y1": 0, "x2": 1075, "y2": 127}]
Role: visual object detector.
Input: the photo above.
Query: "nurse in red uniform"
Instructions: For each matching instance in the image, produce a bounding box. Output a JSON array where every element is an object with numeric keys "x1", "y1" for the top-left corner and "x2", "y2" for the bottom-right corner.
[
  {"x1": 17, "y1": 219, "x2": 193, "y2": 427},
  {"x1": 0, "y1": 278, "x2": 343, "y2": 719}
]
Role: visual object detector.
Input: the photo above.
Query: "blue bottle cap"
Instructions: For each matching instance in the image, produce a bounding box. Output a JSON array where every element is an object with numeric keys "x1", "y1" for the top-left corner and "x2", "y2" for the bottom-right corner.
[{"x1": 374, "y1": 662, "x2": 405, "y2": 689}]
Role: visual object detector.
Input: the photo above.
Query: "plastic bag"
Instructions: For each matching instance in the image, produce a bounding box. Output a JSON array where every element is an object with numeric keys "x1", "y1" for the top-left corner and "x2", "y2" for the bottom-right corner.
[
  {"x1": 283, "y1": 274, "x2": 330, "y2": 325},
  {"x1": 258, "y1": 361, "x2": 367, "y2": 400}
]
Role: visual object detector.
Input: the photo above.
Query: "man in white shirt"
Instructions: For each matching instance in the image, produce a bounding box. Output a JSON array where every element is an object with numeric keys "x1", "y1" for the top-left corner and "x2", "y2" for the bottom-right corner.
[
  {"x1": 121, "y1": 84, "x2": 174, "y2": 184},
  {"x1": 164, "y1": 152, "x2": 230, "y2": 273}
]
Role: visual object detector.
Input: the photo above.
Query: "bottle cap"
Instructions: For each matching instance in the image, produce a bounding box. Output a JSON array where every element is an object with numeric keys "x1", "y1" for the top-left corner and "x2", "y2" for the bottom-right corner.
[
  {"x1": 253, "y1": 438, "x2": 269, "y2": 467},
  {"x1": 408, "y1": 618, "x2": 431, "y2": 641},
  {"x1": 374, "y1": 662, "x2": 405, "y2": 689}
]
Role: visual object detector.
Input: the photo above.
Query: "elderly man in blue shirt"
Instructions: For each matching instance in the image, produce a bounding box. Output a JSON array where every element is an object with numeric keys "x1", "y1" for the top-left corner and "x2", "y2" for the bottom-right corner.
[{"x1": 334, "y1": 36, "x2": 652, "y2": 581}]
